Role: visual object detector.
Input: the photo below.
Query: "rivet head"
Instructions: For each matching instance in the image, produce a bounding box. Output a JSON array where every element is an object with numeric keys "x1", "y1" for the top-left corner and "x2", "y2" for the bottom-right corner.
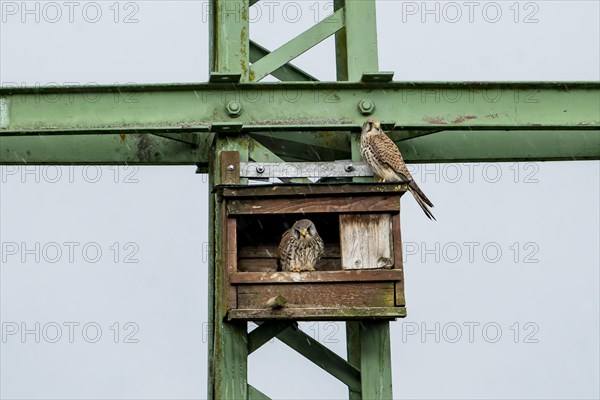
[
  {"x1": 227, "y1": 164, "x2": 235, "y2": 171},
  {"x1": 226, "y1": 101, "x2": 242, "y2": 117},
  {"x1": 345, "y1": 164, "x2": 354, "y2": 172},
  {"x1": 358, "y1": 99, "x2": 375, "y2": 115},
  {"x1": 256, "y1": 165, "x2": 265, "y2": 174}
]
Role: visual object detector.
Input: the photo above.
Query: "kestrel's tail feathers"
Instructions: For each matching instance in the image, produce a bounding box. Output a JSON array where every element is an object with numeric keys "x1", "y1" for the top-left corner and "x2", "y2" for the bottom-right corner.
[
  {"x1": 408, "y1": 182, "x2": 436, "y2": 221},
  {"x1": 408, "y1": 180, "x2": 434, "y2": 207}
]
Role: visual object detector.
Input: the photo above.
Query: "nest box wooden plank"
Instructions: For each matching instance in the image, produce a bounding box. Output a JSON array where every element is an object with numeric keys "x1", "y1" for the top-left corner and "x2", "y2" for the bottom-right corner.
[{"x1": 216, "y1": 183, "x2": 408, "y2": 321}]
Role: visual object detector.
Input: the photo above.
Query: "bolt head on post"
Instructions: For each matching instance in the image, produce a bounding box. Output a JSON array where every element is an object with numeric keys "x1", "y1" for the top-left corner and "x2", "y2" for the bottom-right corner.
[
  {"x1": 226, "y1": 101, "x2": 242, "y2": 118},
  {"x1": 358, "y1": 99, "x2": 375, "y2": 115}
]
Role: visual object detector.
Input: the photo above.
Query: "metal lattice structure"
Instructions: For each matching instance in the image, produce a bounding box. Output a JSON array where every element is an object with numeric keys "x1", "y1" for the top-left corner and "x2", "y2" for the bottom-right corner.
[{"x1": 1, "y1": 1, "x2": 599, "y2": 399}]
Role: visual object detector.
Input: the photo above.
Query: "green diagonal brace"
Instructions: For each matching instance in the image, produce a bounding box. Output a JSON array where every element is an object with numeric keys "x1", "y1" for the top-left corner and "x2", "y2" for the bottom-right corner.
[
  {"x1": 276, "y1": 324, "x2": 361, "y2": 392},
  {"x1": 250, "y1": 8, "x2": 346, "y2": 81},
  {"x1": 249, "y1": 41, "x2": 317, "y2": 82},
  {"x1": 248, "y1": 384, "x2": 271, "y2": 400},
  {"x1": 248, "y1": 321, "x2": 293, "y2": 354}
]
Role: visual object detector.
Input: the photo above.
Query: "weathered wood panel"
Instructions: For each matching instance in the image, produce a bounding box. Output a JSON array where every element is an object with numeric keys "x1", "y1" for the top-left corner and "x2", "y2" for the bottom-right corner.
[
  {"x1": 225, "y1": 216, "x2": 237, "y2": 308},
  {"x1": 237, "y1": 258, "x2": 340, "y2": 272},
  {"x1": 238, "y1": 258, "x2": 278, "y2": 272},
  {"x1": 230, "y1": 270, "x2": 404, "y2": 284},
  {"x1": 221, "y1": 183, "x2": 408, "y2": 198},
  {"x1": 228, "y1": 307, "x2": 407, "y2": 321},
  {"x1": 227, "y1": 196, "x2": 400, "y2": 215},
  {"x1": 392, "y1": 213, "x2": 405, "y2": 306},
  {"x1": 340, "y1": 214, "x2": 393, "y2": 270},
  {"x1": 237, "y1": 283, "x2": 394, "y2": 309}
]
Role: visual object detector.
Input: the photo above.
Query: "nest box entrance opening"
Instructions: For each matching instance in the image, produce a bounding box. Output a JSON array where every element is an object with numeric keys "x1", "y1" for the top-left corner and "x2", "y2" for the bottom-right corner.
[{"x1": 236, "y1": 213, "x2": 341, "y2": 272}]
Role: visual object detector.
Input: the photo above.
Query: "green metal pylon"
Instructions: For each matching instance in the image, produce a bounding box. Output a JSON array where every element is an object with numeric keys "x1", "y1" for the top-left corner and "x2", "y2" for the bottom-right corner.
[{"x1": 207, "y1": 1, "x2": 394, "y2": 399}]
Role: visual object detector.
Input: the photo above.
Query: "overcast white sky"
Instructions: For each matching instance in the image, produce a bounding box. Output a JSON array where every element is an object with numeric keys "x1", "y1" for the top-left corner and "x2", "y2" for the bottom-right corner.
[{"x1": 0, "y1": 1, "x2": 599, "y2": 399}]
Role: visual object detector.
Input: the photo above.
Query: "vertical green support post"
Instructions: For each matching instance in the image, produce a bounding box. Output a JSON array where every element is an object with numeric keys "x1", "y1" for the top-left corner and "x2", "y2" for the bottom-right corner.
[
  {"x1": 210, "y1": 0, "x2": 250, "y2": 80},
  {"x1": 360, "y1": 321, "x2": 393, "y2": 399},
  {"x1": 208, "y1": 1, "x2": 251, "y2": 398},
  {"x1": 347, "y1": 321, "x2": 394, "y2": 400},
  {"x1": 342, "y1": 3, "x2": 391, "y2": 398},
  {"x1": 346, "y1": 322, "x2": 362, "y2": 400},
  {"x1": 339, "y1": 0, "x2": 379, "y2": 178},
  {"x1": 209, "y1": 135, "x2": 250, "y2": 399},
  {"x1": 334, "y1": 0, "x2": 379, "y2": 81}
]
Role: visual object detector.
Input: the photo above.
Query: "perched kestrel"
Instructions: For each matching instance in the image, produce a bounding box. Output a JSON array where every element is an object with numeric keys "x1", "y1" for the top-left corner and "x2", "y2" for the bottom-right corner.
[
  {"x1": 278, "y1": 219, "x2": 325, "y2": 272},
  {"x1": 361, "y1": 118, "x2": 436, "y2": 220}
]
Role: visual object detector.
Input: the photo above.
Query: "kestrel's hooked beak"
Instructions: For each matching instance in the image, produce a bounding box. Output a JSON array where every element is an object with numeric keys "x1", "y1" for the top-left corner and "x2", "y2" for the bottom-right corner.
[
  {"x1": 299, "y1": 229, "x2": 308, "y2": 238},
  {"x1": 373, "y1": 121, "x2": 381, "y2": 130}
]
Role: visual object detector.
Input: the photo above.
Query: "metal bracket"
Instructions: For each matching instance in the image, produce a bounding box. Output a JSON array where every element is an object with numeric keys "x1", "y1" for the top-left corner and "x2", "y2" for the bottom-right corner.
[
  {"x1": 210, "y1": 123, "x2": 244, "y2": 133},
  {"x1": 209, "y1": 73, "x2": 242, "y2": 83},
  {"x1": 361, "y1": 72, "x2": 395, "y2": 83},
  {"x1": 240, "y1": 161, "x2": 374, "y2": 179},
  {"x1": 221, "y1": 151, "x2": 240, "y2": 184}
]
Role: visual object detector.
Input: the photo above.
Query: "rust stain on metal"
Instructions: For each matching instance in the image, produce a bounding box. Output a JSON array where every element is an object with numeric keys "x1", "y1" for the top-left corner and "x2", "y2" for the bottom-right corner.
[
  {"x1": 451, "y1": 115, "x2": 477, "y2": 124},
  {"x1": 423, "y1": 116, "x2": 447, "y2": 125},
  {"x1": 119, "y1": 133, "x2": 126, "y2": 140}
]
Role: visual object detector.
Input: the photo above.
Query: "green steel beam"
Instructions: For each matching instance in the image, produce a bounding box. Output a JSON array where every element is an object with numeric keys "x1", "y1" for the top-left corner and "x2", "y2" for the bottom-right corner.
[
  {"x1": 2, "y1": 129, "x2": 598, "y2": 165},
  {"x1": 0, "y1": 133, "x2": 211, "y2": 166},
  {"x1": 402, "y1": 129, "x2": 600, "y2": 162},
  {"x1": 250, "y1": 8, "x2": 345, "y2": 81},
  {"x1": 2, "y1": 82, "x2": 597, "y2": 136},
  {"x1": 251, "y1": 129, "x2": 600, "y2": 162}
]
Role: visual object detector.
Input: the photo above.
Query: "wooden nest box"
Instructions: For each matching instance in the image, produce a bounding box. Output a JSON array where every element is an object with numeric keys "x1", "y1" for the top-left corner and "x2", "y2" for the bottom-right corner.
[{"x1": 216, "y1": 152, "x2": 409, "y2": 321}]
